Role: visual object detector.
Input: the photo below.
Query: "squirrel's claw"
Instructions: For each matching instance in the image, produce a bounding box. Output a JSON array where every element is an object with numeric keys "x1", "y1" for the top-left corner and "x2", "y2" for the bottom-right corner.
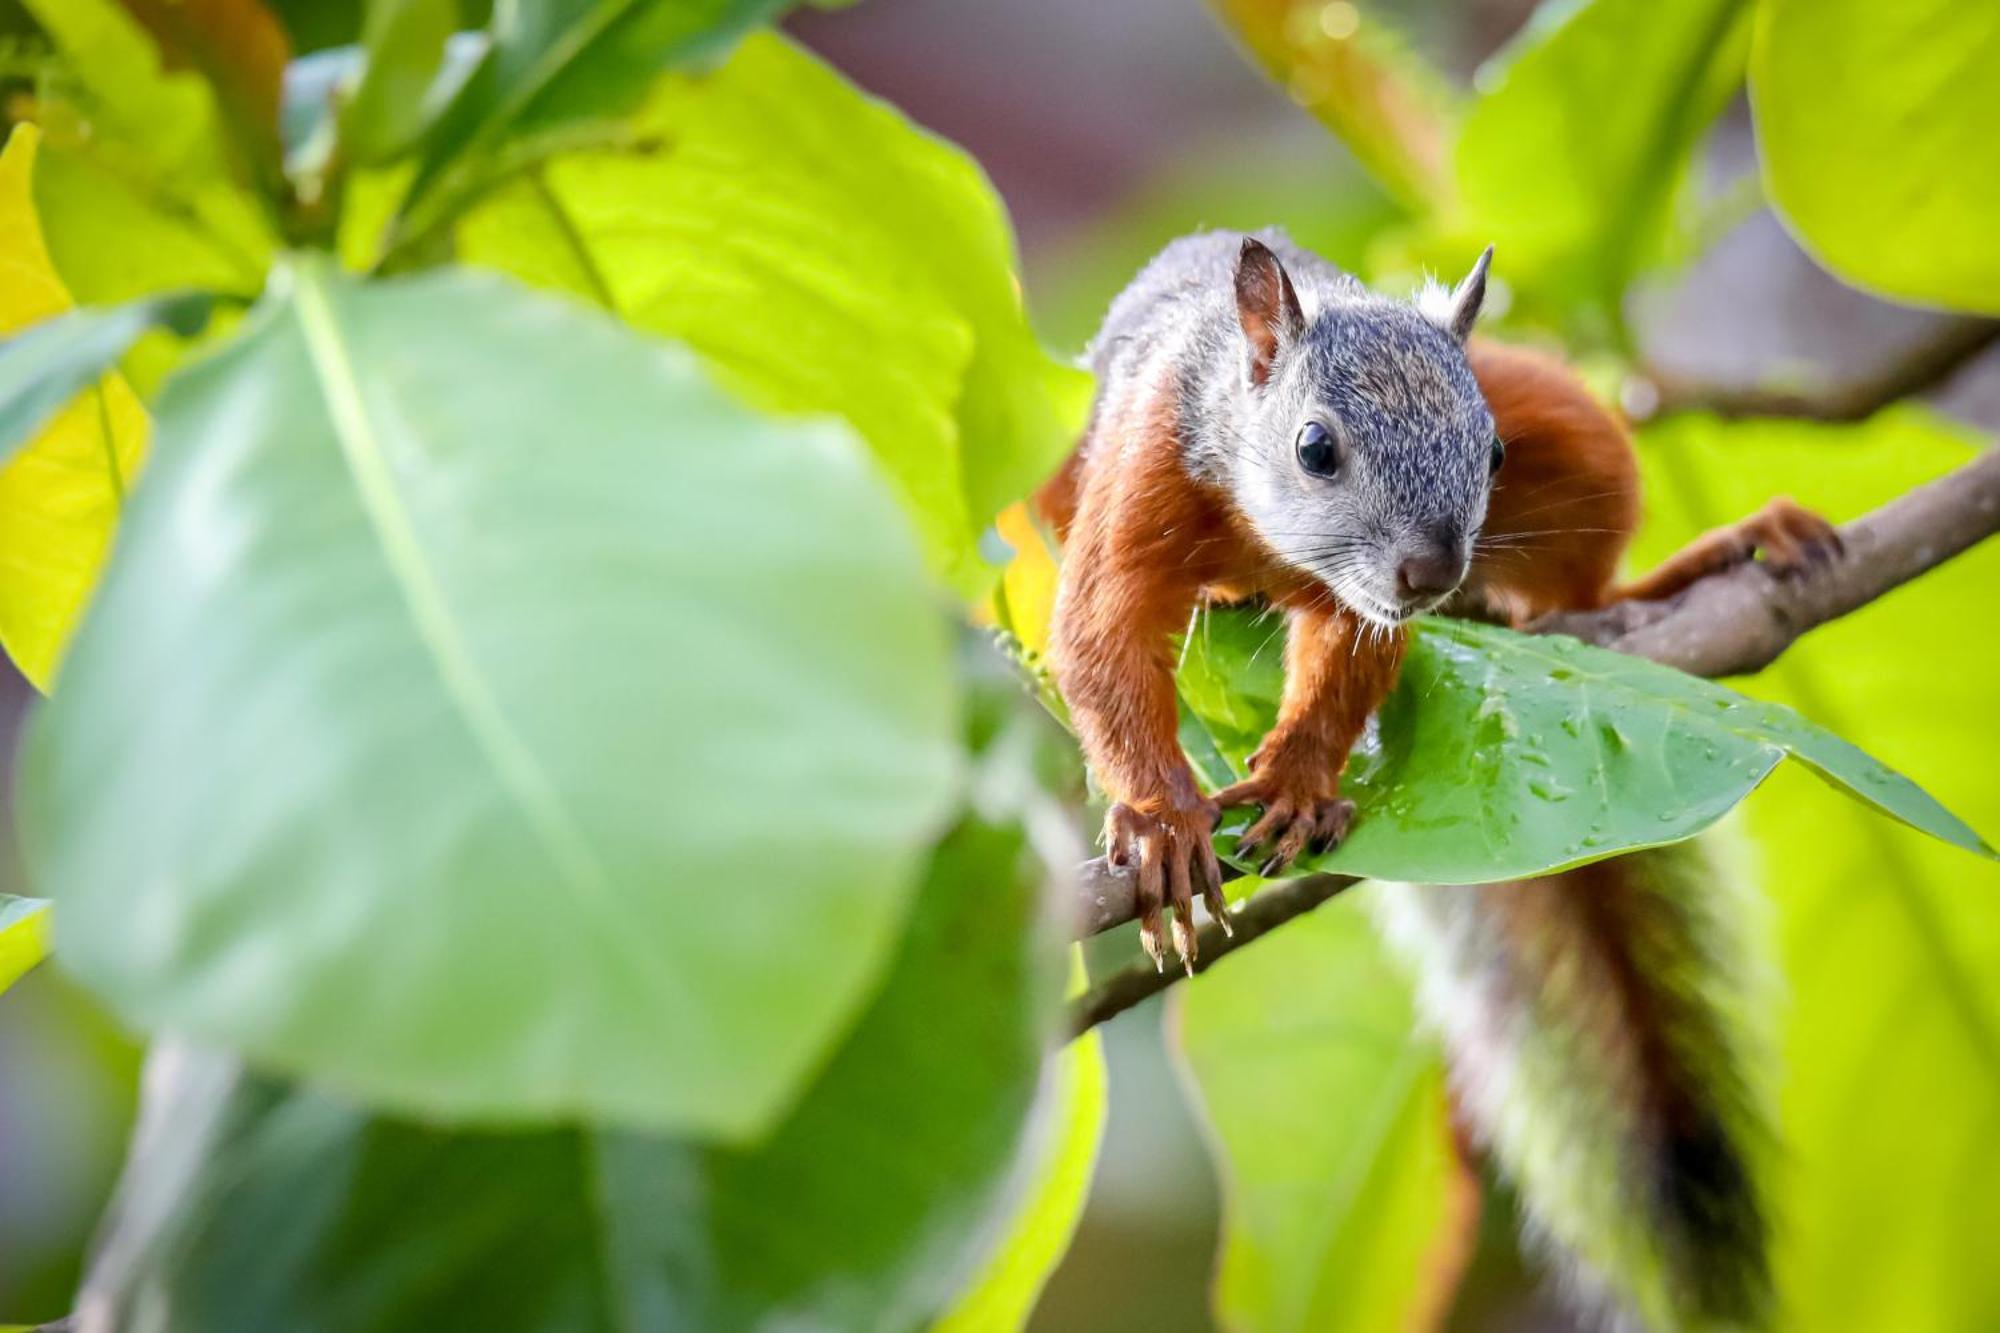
[
  {"x1": 1105, "y1": 800, "x2": 1222, "y2": 971},
  {"x1": 1743, "y1": 497, "x2": 1844, "y2": 578},
  {"x1": 1226, "y1": 782, "x2": 1357, "y2": 877}
]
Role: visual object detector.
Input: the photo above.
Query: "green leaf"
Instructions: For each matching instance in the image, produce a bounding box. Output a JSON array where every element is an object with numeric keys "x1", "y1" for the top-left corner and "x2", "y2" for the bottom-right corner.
[
  {"x1": 1452, "y1": 0, "x2": 1750, "y2": 332},
  {"x1": 457, "y1": 33, "x2": 1089, "y2": 594},
  {"x1": 934, "y1": 976, "x2": 1107, "y2": 1333},
  {"x1": 1174, "y1": 888, "x2": 1466, "y2": 1333},
  {"x1": 1751, "y1": 0, "x2": 2000, "y2": 313},
  {"x1": 0, "y1": 293, "x2": 216, "y2": 467},
  {"x1": 0, "y1": 895, "x2": 52, "y2": 995},
  {"x1": 80, "y1": 811, "x2": 1061, "y2": 1333},
  {"x1": 1203, "y1": 0, "x2": 1457, "y2": 214},
  {"x1": 340, "y1": 0, "x2": 461, "y2": 163},
  {"x1": 117, "y1": 0, "x2": 294, "y2": 201},
  {"x1": 24, "y1": 0, "x2": 273, "y2": 392},
  {"x1": 393, "y1": 0, "x2": 792, "y2": 246},
  {"x1": 24, "y1": 262, "x2": 961, "y2": 1137},
  {"x1": 1627, "y1": 409, "x2": 2000, "y2": 1329},
  {"x1": 1176, "y1": 609, "x2": 1992, "y2": 885},
  {"x1": 0, "y1": 124, "x2": 156, "y2": 690}
]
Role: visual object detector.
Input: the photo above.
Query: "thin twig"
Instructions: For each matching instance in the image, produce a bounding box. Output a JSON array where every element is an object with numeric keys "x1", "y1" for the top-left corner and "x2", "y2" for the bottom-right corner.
[
  {"x1": 1068, "y1": 872, "x2": 1358, "y2": 1037},
  {"x1": 1068, "y1": 444, "x2": 2000, "y2": 1034}
]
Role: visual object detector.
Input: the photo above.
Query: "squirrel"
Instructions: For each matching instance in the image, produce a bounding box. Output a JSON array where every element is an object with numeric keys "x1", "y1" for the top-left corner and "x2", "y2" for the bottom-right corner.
[{"x1": 1037, "y1": 230, "x2": 1840, "y2": 1329}]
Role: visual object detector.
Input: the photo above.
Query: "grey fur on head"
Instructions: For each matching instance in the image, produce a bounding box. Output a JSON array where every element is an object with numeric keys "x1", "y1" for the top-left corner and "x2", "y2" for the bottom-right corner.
[{"x1": 1087, "y1": 229, "x2": 1500, "y2": 628}]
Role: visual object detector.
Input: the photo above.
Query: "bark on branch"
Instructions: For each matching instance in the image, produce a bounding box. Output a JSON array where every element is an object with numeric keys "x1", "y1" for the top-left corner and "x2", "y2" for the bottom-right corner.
[{"x1": 1068, "y1": 443, "x2": 2000, "y2": 1035}]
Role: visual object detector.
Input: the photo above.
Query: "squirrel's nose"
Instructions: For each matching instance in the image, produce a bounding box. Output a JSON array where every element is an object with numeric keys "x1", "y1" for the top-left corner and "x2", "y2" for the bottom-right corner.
[{"x1": 1395, "y1": 544, "x2": 1463, "y2": 605}]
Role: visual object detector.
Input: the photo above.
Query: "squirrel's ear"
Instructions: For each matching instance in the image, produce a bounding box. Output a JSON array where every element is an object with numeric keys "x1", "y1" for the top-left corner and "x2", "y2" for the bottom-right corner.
[
  {"x1": 1441, "y1": 245, "x2": 1493, "y2": 343},
  {"x1": 1235, "y1": 236, "x2": 1303, "y2": 387}
]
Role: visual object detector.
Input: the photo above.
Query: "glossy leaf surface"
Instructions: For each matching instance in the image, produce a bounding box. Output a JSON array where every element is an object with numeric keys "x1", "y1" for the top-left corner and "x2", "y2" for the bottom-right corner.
[
  {"x1": 26, "y1": 264, "x2": 959, "y2": 1136},
  {"x1": 1176, "y1": 609, "x2": 1991, "y2": 885}
]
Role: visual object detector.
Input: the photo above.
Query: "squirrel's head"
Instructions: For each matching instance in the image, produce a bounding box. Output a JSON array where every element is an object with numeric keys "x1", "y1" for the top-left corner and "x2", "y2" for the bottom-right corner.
[{"x1": 1225, "y1": 237, "x2": 1499, "y2": 629}]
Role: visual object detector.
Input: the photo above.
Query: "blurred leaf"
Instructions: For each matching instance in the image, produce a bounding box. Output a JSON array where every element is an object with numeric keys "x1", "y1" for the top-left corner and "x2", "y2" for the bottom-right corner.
[
  {"x1": 0, "y1": 896, "x2": 52, "y2": 995},
  {"x1": 0, "y1": 293, "x2": 217, "y2": 466},
  {"x1": 393, "y1": 0, "x2": 792, "y2": 247},
  {"x1": 1751, "y1": 0, "x2": 2000, "y2": 313},
  {"x1": 24, "y1": 263, "x2": 961, "y2": 1137},
  {"x1": 988, "y1": 502, "x2": 1060, "y2": 659},
  {"x1": 118, "y1": 0, "x2": 294, "y2": 198},
  {"x1": 458, "y1": 33, "x2": 1089, "y2": 595},
  {"x1": 24, "y1": 0, "x2": 273, "y2": 392},
  {"x1": 1176, "y1": 610, "x2": 1992, "y2": 885},
  {"x1": 1628, "y1": 411, "x2": 2000, "y2": 1330},
  {"x1": 1033, "y1": 140, "x2": 1400, "y2": 353},
  {"x1": 339, "y1": 0, "x2": 460, "y2": 163},
  {"x1": 1205, "y1": 0, "x2": 1456, "y2": 214},
  {"x1": 934, "y1": 986, "x2": 1106, "y2": 1332},
  {"x1": 0, "y1": 125, "x2": 153, "y2": 691},
  {"x1": 1453, "y1": 0, "x2": 1750, "y2": 335},
  {"x1": 1174, "y1": 889, "x2": 1469, "y2": 1333},
  {"x1": 83, "y1": 812, "x2": 1061, "y2": 1333}
]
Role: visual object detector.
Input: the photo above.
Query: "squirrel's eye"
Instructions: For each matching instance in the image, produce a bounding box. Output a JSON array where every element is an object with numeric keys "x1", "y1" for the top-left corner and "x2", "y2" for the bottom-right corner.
[
  {"x1": 1296, "y1": 421, "x2": 1339, "y2": 477},
  {"x1": 1489, "y1": 434, "x2": 1506, "y2": 476}
]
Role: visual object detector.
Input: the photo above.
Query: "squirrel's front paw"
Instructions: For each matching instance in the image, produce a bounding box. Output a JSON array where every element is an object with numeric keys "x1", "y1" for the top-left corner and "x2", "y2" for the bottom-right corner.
[
  {"x1": 1103, "y1": 800, "x2": 1226, "y2": 973},
  {"x1": 1734, "y1": 497, "x2": 1844, "y2": 576},
  {"x1": 1214, "y1": 774, "x2": 1355, "y2": 878}
]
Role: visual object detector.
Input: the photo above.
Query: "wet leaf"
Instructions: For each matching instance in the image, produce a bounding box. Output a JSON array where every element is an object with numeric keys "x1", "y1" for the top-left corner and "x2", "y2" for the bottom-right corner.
[{"x1": 1176, "y1": 608, "x2": 1992, "y2": 884}]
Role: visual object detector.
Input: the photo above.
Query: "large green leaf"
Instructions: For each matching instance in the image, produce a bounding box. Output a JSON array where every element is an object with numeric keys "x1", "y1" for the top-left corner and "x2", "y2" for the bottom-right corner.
[
  {"x1": 1452, "y1": 0, "x2": 1750, "y2": 331},
  {"x1": 392, "y1": 0, "x2": 791, "y2": 249},
  {"x1": 1176, "y1": 608, "x2": 1991, "y2": 885},
  {"x1": 80, "y1": 811, "x2": 1061, "y2": 1333},
  {"x1": 457, "y1": 33, "x2": 1089, "y2": 595},
  {"x1": 1628, "y1": 410, "x2": 2000, "y2": 1330},
  {"x1": 0, "y1": 895, "x2": 52, "y2": 995},
  {"x1": 1751, "y1": 0, "x2": 2000, "y2": 313},
  {"x1": 1174, "y1": 888, "x2": 1464, "y2": 1333},
  {"x1": 23, "y1": 263, "x2": 960, "y2": 1137}
]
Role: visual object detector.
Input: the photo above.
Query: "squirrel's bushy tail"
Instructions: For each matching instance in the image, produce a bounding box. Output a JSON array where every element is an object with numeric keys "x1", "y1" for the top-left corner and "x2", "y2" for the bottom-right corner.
[{"x1": 1372, "y1": 840, "x2": 1771, "y2": 1331}]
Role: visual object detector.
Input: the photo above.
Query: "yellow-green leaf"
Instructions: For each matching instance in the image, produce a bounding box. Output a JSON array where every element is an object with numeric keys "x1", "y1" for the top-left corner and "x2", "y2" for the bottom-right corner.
[
  {"x1": 1629, "y1": 409, "x2": 2000, "y2": 1330},
  {"x1": 1174, "y1": 889, "x2": 1469, "y2": 1333},
  {"x1": 23, "y1": 0, "x2": 272, "y2": 393},
  {"x1": 457, "y1": 33, "x2": 1087, "y2": 595},
  {"x1": 1751, "y1": 0, "x2": 2000, "y2": 313},
  {"x1": 0, "y1": 124, "x2": 149, "y2": 690},
  {"x1": 0, "y1": 895, "x2": 52, "y2": 994}
]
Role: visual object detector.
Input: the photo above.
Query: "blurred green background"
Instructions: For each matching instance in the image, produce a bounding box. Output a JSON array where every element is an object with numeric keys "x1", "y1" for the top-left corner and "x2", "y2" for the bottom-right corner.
[{"x1": 4, "y1": 0, "x2": 1999, "y2": 1328}]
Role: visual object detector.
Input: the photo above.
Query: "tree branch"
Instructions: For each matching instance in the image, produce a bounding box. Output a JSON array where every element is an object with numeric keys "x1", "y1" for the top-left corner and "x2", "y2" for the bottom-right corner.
[
  {"x1": 1068, "y1": 444, "x2": 2000, "y2": 1034},
  {"x1": 1640, "y1": 317, "x2": 2000, "y2": 423}
]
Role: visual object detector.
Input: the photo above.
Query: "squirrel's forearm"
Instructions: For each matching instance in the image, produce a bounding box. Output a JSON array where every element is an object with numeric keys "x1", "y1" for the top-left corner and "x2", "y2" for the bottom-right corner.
[
  {"x1": 1050, "y1": 589, "x2": 1206, "y2": 814},
  {"x1": 1253, "y1": 603, "x2": 1406, "y2": 788}
]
